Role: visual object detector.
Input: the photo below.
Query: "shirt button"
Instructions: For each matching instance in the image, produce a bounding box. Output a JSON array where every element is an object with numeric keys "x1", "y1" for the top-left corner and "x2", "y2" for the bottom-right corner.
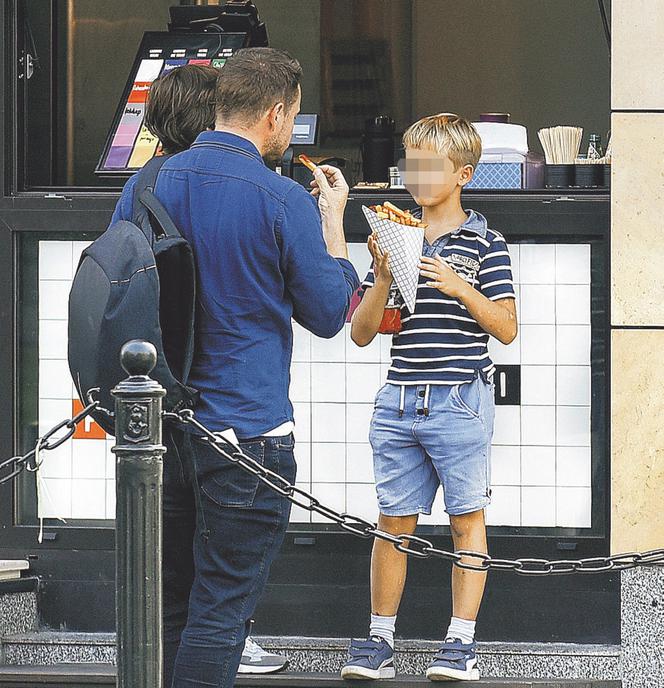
[
  {"x1": 416, "y1": 409, "x2": 424, "y2": 415},
  {"x1": 418, "y1": 390, "x2": 425, "y2": 397}
]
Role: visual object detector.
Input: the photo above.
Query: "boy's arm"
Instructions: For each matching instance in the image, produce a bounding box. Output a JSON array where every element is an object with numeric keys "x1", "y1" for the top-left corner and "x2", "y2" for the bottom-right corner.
[{"x1": 350, "y1": 234, "x2": 392, "y2": 346}]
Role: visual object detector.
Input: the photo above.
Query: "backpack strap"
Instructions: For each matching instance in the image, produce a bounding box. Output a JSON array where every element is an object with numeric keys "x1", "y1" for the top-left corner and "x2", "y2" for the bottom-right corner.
[{"x1": 130, "y1": 155, "x2": 183, "y2": 240}]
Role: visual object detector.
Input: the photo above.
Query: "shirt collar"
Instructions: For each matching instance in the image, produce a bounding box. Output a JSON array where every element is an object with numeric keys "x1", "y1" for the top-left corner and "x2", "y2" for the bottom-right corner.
[
  {"x1": 418, "y1": 207, "x2": 489, "y2": 242},
  {"x1": 192, "y1": 131, "x2": 264, "y2": 162}
]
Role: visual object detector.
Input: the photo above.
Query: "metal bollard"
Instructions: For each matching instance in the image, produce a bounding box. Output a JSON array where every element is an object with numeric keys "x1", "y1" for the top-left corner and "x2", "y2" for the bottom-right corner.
[{"x1": 112, "y1": 340, "x2": 166, "y2": 688}]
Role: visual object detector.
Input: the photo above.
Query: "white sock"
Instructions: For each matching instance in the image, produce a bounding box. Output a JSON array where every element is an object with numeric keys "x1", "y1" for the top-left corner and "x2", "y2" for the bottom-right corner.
[
  {"x1": 369, "y1": 613, "x2": 396, "y2": 648},
  {"x1": 445, "y1": 617, "x2": 476, "y2": 645}
]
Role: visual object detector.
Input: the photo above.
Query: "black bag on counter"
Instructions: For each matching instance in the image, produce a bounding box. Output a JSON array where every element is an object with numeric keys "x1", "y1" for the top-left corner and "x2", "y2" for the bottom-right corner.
[{"x1": 68, "y1": 156, "x2": 198, "y2": 434}]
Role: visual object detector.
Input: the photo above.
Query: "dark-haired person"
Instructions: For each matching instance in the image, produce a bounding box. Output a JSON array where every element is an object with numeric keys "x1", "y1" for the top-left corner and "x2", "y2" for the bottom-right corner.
[
  {"x1": 111, "y1": 62, "x2": 290, "y2": 681},
  {"x1": 113, "y1": 47, "x2": 359, "y2": 687}
]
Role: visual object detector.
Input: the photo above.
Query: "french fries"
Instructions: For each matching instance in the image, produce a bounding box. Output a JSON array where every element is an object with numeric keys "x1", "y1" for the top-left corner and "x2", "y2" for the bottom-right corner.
[
  {"x1": 368, "y1": 202, "x2": 427, "y2": 228},
  {"x1": 298, "y1": 154, "x2": 317, "y2": 172}
]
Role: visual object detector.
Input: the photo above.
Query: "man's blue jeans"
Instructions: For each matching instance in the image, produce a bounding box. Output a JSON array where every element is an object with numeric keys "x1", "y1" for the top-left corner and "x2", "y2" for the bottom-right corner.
[{"x1": 162, "y1": 427, "x2": 296, "y2": 687}]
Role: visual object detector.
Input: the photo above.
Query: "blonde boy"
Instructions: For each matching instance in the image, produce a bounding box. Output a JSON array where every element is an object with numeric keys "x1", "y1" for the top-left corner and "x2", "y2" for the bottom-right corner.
[{"x1": 341, "y1": 114, "x2": 517, "y2": 682}]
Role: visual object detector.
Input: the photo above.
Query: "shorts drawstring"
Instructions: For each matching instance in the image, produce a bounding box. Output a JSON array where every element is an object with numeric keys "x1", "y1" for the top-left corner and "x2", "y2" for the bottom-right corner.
[
  {"x1": 423, "y1": 384, "x2": 431, "y2": 416},
  {"x1": 398, "y1": 386, "x2": 405, "y2": 417}
]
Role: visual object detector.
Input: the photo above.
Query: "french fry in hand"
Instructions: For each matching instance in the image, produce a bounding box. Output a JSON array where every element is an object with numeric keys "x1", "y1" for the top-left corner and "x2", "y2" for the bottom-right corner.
[{"x1": 298, "y1": 154, "x2": 317, "y2": 172}]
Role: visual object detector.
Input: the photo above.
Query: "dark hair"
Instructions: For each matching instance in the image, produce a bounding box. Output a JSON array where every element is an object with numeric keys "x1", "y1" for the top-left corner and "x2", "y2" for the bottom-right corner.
[
  {"x1": 215, "y1": 47, "x2": 302, "y2": 124},
  {"x1": 145, "y1": 64, "x2": 219, "y2": 154}
]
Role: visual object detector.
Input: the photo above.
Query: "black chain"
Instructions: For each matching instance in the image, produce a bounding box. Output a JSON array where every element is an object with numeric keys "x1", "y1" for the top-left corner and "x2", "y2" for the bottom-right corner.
[
  {"x1": 0, "y1": 398, "x2": 101, "y2": 486},
  {"x1": 166, "y1": 408, "x2": 664, "y2": 576}
]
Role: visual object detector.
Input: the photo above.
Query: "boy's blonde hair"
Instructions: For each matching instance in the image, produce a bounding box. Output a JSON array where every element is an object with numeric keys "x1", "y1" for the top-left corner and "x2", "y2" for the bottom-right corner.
[{"x1": 402, "y1": 113, "x2": 482, "y2": 171}]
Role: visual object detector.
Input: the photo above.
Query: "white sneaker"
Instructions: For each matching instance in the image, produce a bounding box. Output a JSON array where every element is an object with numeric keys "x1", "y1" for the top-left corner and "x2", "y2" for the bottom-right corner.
[{"x1": 237, "y1": 636, "x2": 288, "y2": 674}]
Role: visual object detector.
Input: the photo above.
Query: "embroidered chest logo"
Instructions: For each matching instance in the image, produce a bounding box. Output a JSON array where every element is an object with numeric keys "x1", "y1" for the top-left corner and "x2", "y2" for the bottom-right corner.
[{"x1": 445, "y1": 253, "x2": 480, "y2": 283}]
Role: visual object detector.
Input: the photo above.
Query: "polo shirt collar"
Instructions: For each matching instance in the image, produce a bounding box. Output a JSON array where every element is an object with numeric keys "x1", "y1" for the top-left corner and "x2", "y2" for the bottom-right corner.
[
  {"x1": 416, "y1": 207, "x2": 489, "y2": 240},
  {"x1": 192, "y1": 130, "x2": 263, "y2": 162}
]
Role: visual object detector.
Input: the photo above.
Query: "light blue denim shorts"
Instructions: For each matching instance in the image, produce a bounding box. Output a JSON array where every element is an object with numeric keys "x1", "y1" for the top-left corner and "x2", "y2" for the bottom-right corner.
[{"x1": 369, "y1": 374, "x2": 495, "y2": 517}]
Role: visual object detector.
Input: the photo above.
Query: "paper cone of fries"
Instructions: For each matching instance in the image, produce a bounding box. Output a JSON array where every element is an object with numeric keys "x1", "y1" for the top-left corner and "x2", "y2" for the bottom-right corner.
[{"x1": 362, "y1": 205, "x2": 424, "y2": 314}]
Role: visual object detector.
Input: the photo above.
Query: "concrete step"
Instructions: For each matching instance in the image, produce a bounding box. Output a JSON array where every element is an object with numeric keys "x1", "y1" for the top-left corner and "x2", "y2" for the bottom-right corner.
[
  {"x1": 0, "y1": 632, "x2": 621, "y2": 683},
  {"x1": 0, "y1": 665, "x2": 621, "y2": 687}
]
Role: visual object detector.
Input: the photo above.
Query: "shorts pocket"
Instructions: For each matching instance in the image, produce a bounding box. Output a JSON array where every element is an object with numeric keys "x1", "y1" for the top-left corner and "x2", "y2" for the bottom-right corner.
[
  {"x1": 450, "y1": 381, "x2": 482, "y2": 419},
  {"x1": 198, "y1": 439, "x2": 265, "y2": 509}
]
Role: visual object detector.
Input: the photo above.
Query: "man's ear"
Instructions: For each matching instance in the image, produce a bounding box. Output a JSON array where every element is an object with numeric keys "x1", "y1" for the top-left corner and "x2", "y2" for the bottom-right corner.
[
  {"x1": 267, "y1": 102, "x2": 285, "y2": 130},
  {"x1": 458, "y1": 164, "x2": 475, "y2": 187}
]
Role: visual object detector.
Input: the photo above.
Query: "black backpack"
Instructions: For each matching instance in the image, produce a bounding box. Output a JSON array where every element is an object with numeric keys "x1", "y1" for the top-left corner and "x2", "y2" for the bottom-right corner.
[{"x1": 68, "y1": 156, "x2": 198, "y2": 434}]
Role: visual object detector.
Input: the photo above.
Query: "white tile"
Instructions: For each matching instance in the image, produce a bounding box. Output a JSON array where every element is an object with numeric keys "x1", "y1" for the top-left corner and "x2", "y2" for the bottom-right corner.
[
  {"x1": 72, "y1": 439, "x2": 107, "y2": 479},
  {"x1": 292, "y1": 322, "x2": 312, "y2": 362},
  {"x1": 557, "y1": 366, "x2": 591, "y2": 406},
  {"x1": 311, "y1": 483, "x2": 345, "y2": 523},
  {"x1": 346, "y1": 403, "x2": 374, "y2": 444},
  {"x1": 105, "y1": 480, "x2": 116, "y2": 520},
  {"x1": 312, "y1": 363, "x2": 345, "y2": 402},
  {"x1": 37, "y1": 442, "x2": 72, "y2": 479},
  {"x1": 289, "y1": 482, "x2": 313, "y2": 523},
  {"x1": 311, "y1": 328, "x2": 345, "y2": 362},
  {"x1": 506, "y1": 244, "x2": 520, "y2": 283},
  {"x1": 293, "y1": 403, "x2": 311, "y2": 443},
  {"x1": 72, "y1": 241, "x2": 92, "y2": 275},
  {"x1": 521, "y1": 446, "x2": 556, "y2": 486},
  {"x1": 346, "y1": 363, "x2": 381, "y2": 403},
  {"x1": 486, "y1": 486, "x2": 521, "y2": 526},
  {"x1": 521, "y1": 486, "x2": 556, "y2": 527},
  {"x1": 346, "y1": 483, "x2": 379, "y2": 523},
  {"x1": 289, "y1": 362, "x2": 311, "y2": 402},
  {"x1": 294, "y1": 442, "x2": 311, "y2": 483},
  {"x1": 556, "y1": 446, "x2": 591, "y2": 487},
  {"x1": 519, "y1": 245, "x2": 555, "y2": 284},
  {"x1": 556, "y1": 325, "x2": 591, "y2": 365},
  {"x1": 37, "y1": 478, "x2": 72, "y2": 519},
  {"x1": 493, "y1": 406, "x2": 521, "y2": 445},
  {"x1": 490, "y1": 445, "x2": 520, "y2": 486},
  {"x1": 520, "y1": 285, "x2": 555, "y2": 325},
  {"x1": 348, "y1": 242, "x2": 373, "y2": 279},
  {"x1": 39, "y1": 241, "x2": 73, "y2": 280},
  {"x1": 346, "y1": 327, "x2": 381, "y2": 363},
  {"x1": 556, "y1": 285, "x2": 591, "y2": 325},
  {"x1": 39, "y1": 320, "x2": 68, "y2": 360},
  {"x1": 311, "y1": 403, "x2": 345, "y2": 442},
  {"x1": 521, "y1": 406, "x2": 556, "y2": 446},
  {"x1": 380, "y1": 364, "x2": 391, "y2": 383},
  {"x1": 40, "y1": 359, "x2": 73, "y2": 399},
  {"x1": 380, "y1": 334, "x2": 394, "y2": 363},
  {"x1": 520, "y1": 365, "x2": 556, "y2": 405},
  {"x1": 557, "y1": 406, "x2": 591, "y2": 447},
  {"x1": 311, "y1": 443, "x2": 346, "y2": 482},
  {"x1": 556, "y1": 244, "x2": 590, "y2": 285},
  {"x1": 71, "y1": 479, "x2": 107, "y2": 519},
  {"x1": 105, "y1": 443, "x2": 116, "y2": 479},
  {"x1": 520, "y1": 325, "x2": 556, "y2": 365},
  {"x1": 39, "y1": 399, "x2": 72, "y2": 434},
  {"x1": 39, "y1": 280, "x2": 71, "y2": 320},
  {"x1": 346, "y1": 443, "x2": 375, "y2": 483},
  {"x1": 419, "y1": 508, "x2": 449, "y2": 527},
  {"x1": 488, "y1": 331, "x2": 521, "y2": 365},
  {"x1": 556, "y1": 487, "x2": 592, "y2": 528}
]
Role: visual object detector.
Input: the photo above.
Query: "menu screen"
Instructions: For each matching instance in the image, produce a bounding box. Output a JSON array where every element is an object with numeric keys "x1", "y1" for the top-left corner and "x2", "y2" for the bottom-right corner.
[{"x1": 97, "y1": 32, "x2": 246, "y2": 176}]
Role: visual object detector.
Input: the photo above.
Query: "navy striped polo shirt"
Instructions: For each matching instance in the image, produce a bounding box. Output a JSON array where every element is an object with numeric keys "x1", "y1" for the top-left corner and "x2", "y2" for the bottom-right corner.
[{"x1": 362, "y1": 209, "x2": 515, "y2": 385}]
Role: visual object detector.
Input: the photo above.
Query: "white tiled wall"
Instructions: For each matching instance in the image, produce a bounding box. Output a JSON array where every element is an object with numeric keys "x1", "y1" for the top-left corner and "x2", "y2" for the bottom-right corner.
[{"x1": 37, "y1": 240, "x2": 593, "y2": 529}]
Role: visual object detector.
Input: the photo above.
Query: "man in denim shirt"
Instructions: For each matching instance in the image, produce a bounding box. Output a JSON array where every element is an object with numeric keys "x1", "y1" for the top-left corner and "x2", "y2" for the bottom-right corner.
[{"x1": 113, "y1": 48, "x2": 358, "y2": 687}]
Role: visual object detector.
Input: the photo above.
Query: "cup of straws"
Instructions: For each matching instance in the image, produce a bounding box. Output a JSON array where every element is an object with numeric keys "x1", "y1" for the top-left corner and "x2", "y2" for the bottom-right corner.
[{"x1": 538, "y1": 126, "x2": 582, "y2": 188}]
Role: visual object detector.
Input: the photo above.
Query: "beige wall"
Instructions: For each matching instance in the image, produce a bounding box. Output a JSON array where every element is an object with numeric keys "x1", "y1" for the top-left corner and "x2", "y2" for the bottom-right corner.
[{"x1": 611, "y1": 1, "x2": 664, "y2": 552}]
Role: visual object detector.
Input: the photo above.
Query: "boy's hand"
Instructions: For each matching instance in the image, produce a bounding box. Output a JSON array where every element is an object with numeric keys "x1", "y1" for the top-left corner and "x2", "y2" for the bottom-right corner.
[
  {"x1": 419, "y1": 255, "x2": 469, "y2": 299},
  {"x1": 368, "y1": 232, "x2": 392, "y2": 286}
]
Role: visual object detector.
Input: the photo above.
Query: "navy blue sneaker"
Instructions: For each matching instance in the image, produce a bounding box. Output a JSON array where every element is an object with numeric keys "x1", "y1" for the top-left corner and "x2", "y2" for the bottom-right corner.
[
  {"x1": 426, "y1": 638, "x2": 480, "y2": 681},
  {"x1": 340, "y1": 636, "x2": 396, "y2": 680}
]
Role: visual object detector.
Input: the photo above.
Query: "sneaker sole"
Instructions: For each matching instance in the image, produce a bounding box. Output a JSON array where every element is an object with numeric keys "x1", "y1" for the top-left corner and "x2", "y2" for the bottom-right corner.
[
  {"x1": 426, "y1": 666, "x2": 480, "y2": 681},
  {"x1": 237, "y1": 661, "x2": 288, "y2": 675},
  {"x1": 340, "y1": 665, "x2": 396, "y2": 680}
]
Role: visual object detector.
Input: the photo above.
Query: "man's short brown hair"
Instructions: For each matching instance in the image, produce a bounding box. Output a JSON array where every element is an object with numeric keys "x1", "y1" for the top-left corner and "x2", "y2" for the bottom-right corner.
[
  {"x1": 215, "y1": 47, "x2": 302, "y2": 125},
  {"x1": 145, "y1": 64, "x2": 218, "y2": 154}
]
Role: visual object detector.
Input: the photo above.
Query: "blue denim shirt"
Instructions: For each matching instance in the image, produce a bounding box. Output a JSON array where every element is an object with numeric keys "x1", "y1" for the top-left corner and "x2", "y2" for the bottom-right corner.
[{"x1": 112, "y1": 131, "x2": 359, "y2": 438}]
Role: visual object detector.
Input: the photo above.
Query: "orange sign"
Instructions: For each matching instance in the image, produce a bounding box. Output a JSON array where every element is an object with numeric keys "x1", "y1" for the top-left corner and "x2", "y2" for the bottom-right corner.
[{"x1": 72, "y1": 399, "x2": 106, "y2": 440}]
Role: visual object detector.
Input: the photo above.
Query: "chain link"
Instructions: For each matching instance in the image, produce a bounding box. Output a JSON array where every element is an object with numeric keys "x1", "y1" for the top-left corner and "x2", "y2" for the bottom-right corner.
[
  {"x1": 0, "y1": 400, "x2": 100, "y2": 486},
  {"x1": 169, "y1": 408, "x2": 664, "y2": 576}
]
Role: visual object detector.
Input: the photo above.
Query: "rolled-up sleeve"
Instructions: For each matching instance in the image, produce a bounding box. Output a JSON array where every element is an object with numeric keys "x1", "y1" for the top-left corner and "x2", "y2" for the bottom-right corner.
[{"x1": 278, "y1": 186, "x2": 359, "y2": 338}]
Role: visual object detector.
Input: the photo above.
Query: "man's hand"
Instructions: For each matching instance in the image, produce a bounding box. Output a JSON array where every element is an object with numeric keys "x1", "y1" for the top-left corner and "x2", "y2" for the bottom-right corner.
[
  {"x1": 419, "y1": 255, "x2": 469, "y2": 299},
  {"x1": 310, "y1": 164, "x2": 349, "y2": 224},
  {"x1": 368, "y1": 232, "x2": 392, "y2": 287}
]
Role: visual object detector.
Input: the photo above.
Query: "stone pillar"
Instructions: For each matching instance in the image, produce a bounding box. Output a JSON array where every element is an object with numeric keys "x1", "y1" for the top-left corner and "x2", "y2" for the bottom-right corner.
[{"x1": 611, "y1": 3, "x2": 664, "y2": 687}]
